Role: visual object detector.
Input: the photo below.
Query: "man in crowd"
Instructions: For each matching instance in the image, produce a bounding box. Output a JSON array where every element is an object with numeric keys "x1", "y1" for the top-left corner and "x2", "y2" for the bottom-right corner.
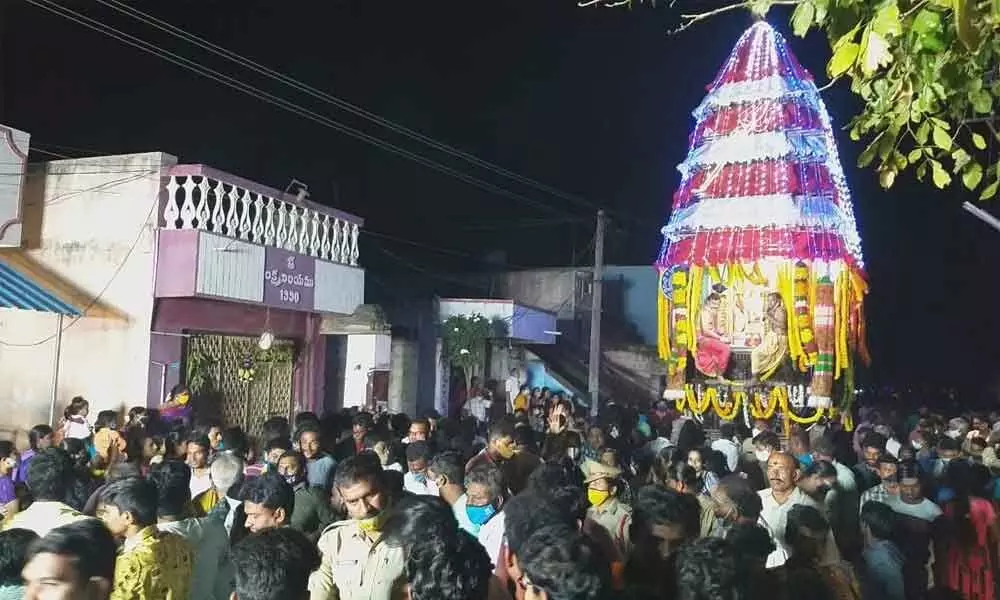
[
  {"x1": 241, "y1": 473, "x2": 296, "y2": 534},
  {"x1": 402, "y1": 442, "x2": 435, "y2": 496},
  {"x1": 582, "y1": 459, "x2": 631, "y2": 554},
  {"x1": 3, "y1": 449, "x2": 89, "y2": 536},
  {"x1": 149, "y1": 460, "x2": 232, "y2": 600},
  {"x1": 310, "y1": 454, "x2": 404, "y2": 600},
  {"x1": 427, "y1": 451, "x2": 478, "y2": 535},
  {"x1": 276, "y1": 451, "x2": 336, "y2": 539},
  {"x1": 97, "y1": 478, "x2": 194, "y2": 600},
  {"x1": 757, "y1": 452, "x2": 839, "y2": 568},
  {"x1": 231, "y1": 528, "x2": 320, "y2": 600},
  {"x1": 465, "y1": 463, "x2": 508, "y2": 567},
  {"x1": 22, "y1": 520, "x2": 117, "y2": 600},
  {"x1": 298, "y1": 425, "x2": 336, "y2": 488}
]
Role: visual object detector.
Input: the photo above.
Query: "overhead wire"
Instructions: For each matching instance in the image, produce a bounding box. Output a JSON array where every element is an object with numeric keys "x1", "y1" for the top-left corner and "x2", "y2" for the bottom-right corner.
[
  {"x1": 95, "y1": 0, "x2": 616, "y2": 220},
  {"x1": 25, "y1": 0, "x2": 582, "y2": 219}
]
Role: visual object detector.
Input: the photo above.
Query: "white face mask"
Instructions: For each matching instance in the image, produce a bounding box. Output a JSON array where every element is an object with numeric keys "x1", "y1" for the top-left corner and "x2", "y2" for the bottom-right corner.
[
  {"x1": 755, "y1": 450, "x2": 771, "y2": 463},
  {"x1": 912, "y1": 441, "x2": 923, "y2": 450}
]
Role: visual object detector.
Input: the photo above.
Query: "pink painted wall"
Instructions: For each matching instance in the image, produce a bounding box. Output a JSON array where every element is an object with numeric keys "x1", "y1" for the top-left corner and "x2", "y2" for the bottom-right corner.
[
  {"x1": 148, "y1": 297, "x2": 325, "y2": 415},
  {"x1": 154, "y1": 230, "x2": 198, "y2": 297}
]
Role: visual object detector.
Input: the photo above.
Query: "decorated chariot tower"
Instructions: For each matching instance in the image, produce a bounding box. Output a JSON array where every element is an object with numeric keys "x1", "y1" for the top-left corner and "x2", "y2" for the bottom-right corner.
[{"x1": 656, "y1": 21, "x2": 869, "y2": 425}]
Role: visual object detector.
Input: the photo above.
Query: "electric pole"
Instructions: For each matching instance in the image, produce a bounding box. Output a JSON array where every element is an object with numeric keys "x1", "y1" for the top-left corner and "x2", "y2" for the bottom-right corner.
[{"x1": 588, "y1": 209, "x2": 606, "y2": 417}]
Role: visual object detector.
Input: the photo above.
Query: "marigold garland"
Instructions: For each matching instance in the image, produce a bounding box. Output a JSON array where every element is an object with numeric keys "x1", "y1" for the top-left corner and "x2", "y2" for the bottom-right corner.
[{"x1": 713, "y1": 391, "x2": 742, "y2": 420}]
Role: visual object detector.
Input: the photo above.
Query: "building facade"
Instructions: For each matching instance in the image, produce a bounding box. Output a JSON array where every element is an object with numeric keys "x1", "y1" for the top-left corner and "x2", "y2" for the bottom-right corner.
[{"x1": 0, "y1": 151, "x2": 365, "y2": 438}]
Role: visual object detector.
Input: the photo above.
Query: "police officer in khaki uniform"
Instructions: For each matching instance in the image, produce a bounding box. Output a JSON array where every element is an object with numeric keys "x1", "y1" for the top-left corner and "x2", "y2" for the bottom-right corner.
[
  {"x1": 309, "y1": 455, "x2": 406, "y2": 600},
  {"x1": 582, "y1": 459, "x2": 632, "y2": 556}
]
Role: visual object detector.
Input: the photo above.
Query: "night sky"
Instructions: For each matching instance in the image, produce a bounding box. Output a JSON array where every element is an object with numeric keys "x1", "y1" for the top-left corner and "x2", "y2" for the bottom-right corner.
[{"x1": 4, "y1": 1, "x2": 1000, "y2": 393}]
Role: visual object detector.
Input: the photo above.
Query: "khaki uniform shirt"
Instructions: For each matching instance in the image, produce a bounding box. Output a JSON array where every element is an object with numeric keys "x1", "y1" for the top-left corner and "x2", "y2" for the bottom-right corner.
[
  {"x1": 587, "y1": 497, "x2": 632, "y2": 555},
  {"x1": 309, "y1": 519, "x2": 406, "y2": 600}
]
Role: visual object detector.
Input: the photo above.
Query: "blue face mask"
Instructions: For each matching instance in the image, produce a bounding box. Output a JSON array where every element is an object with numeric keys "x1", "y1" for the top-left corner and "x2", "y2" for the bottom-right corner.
[
  {"x1": 466, "y1": 502, "x2": 497, "y2": 526},
  {"x1": 412, "y1": 472, "x2": 427, "y2": 485}
]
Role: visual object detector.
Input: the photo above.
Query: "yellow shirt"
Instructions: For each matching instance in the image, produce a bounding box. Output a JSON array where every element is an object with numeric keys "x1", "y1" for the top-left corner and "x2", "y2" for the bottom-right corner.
[{"x1": 111, "y1": 527, "x2": 194, "y2": 600}]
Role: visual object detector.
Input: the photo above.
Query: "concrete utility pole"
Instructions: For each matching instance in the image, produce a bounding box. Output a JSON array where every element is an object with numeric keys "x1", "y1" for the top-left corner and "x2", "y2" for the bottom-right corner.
[{"x1": 588, "y1": 209, "x2": 606, "y2": 418}]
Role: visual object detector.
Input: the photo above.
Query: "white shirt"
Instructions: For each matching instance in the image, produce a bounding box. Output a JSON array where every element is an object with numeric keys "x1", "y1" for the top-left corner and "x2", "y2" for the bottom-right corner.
[
  {"x1": 885, "y1": 496, "x2": 942, "y2": 522},
  {"x1": 505, "y1": 376, "x2": 521, "y2": 409},
  {"x1": 190, "y1": 470, "x2": 213, "y2": 500},
  {"x1": 711, "y1": 438, "x2": 740, "y2": 472},
  {"x1": 759, "y1": 487, "x2": 840, "y2": 568},
  {"x1": 466, "y1": 396, "x2": 492, "y2": 423},
  {"x1": 223, "y1": 495, "x2": 242, "y2": 536},
  {"x1": 885, "y1": 438, "x2": 902, "y2": 459},
  {"x1": 403, "y1": 472, "x2": 436, "y2": 496},
  {"x1": 476, "y1": 509, "x2": 506, "y2": 569}
]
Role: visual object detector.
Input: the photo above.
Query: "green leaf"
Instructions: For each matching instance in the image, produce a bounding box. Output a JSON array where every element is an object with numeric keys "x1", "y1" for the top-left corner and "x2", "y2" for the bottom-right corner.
[
  {"x1": 981, "y1": 181, "x2": 999, "y2": 200},
  {"x1": 912, "y1": 8, "x2": 943, "y2": 36},
  {"x1": 908, "y1": 148, "x2": 923, "y2": 163},
  {"x1": 871, "y1": 2, "x2": 902, "y2": 37},
  {"x1": 971, "y1": 90, "x2": 994, "y2": 115},
  {"x1": 972, "y1": 132, "x2": 988, "y2": 150},
  {"x1": 931, "y1": 160, "x2": 952, "y2": 188},
  {"x1": 812, "y1": 0, "x2": 829, "y2": 23},
  {"x1": 858, "y1": 137, "x2": 879, "y2": 168},
  {"x1": 916, "y1": 161, "x2": 928, "y2": 180},
  {"x1": 879, "y1": 168, "x2": 897, "y2": 189},
  {"x1": 860, "y1": 30, "x2": 892, "y2": 76},
  {"x1": 915, "y1": 121, "x2": 930, "y2": 144},
  {"x1": 952, "y1": 148, "x2": 971, "y2": 173},
  {"x1": 963, "y1": 162, "x2": 984, "y2": 190},
  {"x1": 828, "y1": 42, "x2": 861, "y2": 78},
  {"x1": 792, "y1": 1, "x2": 816, "y2": 37},
  {"x1": 932, "y1": 126, "x2": 952, "y2": 151},
  {"x1": 930, "y1": 117, "x2": 951, "y2": 131}
]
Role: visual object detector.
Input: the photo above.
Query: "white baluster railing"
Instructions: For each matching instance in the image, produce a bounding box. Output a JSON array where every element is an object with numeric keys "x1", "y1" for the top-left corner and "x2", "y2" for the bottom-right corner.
[{"x1": 161, "y1": 172, "x2": 362, "y2": 266}]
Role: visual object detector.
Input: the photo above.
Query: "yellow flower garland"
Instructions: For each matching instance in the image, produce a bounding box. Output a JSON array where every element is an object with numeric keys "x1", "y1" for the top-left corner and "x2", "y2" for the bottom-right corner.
[
  {"x1": 712, "y1": 391, "x2": 742, "y2": 420},
  {"x1": 749, "y1": 390, "x2": 778, "y2": 420}
]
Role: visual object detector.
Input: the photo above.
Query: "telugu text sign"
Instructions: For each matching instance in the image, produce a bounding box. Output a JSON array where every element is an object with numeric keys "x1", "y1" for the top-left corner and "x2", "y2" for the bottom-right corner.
[{"x1": 263, "y1": 247, "x2": 315, "y2": 309}]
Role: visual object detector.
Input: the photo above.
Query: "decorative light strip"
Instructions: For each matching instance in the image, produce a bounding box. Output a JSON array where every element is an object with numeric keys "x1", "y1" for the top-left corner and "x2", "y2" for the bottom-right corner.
[
  {"x1": 662, "y1": 193, "x2": 850, "y2": 238},
  {"x1": 679, "y1": 129, "x2": 829, "y2": 174},
  {"x1": 694, "y1": 75, "x2": 817, "y2": 118}
]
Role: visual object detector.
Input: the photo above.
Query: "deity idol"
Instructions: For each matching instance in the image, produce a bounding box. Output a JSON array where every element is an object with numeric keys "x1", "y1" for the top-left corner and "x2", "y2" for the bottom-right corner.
[
  {"x1": 751, "y1": 292, "x2": 789, "y2": 379},
  {"x1": 694, "y1": 292, "x2": 731, "y2": 378}
]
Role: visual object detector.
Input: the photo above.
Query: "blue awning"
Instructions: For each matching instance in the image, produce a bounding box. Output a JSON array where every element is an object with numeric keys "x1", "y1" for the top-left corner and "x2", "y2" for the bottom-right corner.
[{"x1": 0, "y1": 259, "x2": 81, "y2": 316}]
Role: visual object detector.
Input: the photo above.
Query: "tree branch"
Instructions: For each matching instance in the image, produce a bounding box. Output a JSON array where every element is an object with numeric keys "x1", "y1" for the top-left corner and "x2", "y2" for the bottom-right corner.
[
  {"x1": 816, "y1": 75, "x2": 842, "y2": 93},
  {"x1": 670, "y1": 0, "x2": 802, "y2": 35}
]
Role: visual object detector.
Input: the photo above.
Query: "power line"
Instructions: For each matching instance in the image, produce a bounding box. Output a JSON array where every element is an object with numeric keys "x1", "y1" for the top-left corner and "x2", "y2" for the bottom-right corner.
[
  {"x1": 26, "y1": 0, "x2": 583, "y2": 219},
  {"x1": 96, "y1": 0, "x2": 608, "y2": 217}
]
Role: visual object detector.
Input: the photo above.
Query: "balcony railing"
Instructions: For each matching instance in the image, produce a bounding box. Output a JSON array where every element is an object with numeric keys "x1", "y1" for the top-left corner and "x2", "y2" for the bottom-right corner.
[{"x1": 161, "y1": 164, "x2": 361, "y2": 266}]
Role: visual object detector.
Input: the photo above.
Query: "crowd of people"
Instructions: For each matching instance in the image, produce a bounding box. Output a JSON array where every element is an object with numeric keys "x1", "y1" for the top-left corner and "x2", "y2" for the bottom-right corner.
[{"x1": 0, "y1": 389, "x2": 995, "y2": 600}]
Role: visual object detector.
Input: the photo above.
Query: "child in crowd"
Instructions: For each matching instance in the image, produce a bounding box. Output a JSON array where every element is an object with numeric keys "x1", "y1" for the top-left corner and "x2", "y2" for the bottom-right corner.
[
  {"x1": 0, "y1": 442, "x2": 19, "y2": 518},
  {"x1": 93, "y1": 410, "x2": 128, "y2": 466},
  {"x1": 60, "y1": 396, "x2": 92, "y2": 441}
]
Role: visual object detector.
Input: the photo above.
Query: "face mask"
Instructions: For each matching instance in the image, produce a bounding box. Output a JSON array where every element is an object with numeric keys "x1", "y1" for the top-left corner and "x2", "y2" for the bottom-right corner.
[
  {"x1": 358, "y1": 512, "x2": 384, "y2": 533},
  {"x1": 412, "y1": 472, "x2": 427, "y2": 485},
  {"x1": 284, "y1": 473, "x2": 304, "y2": 487},
  {"x1": 755, "y1": 450, "x2": 771, "y2": 463},
  {"x1": 466, "y1": 502, "x2": 497, "y2": 526},
  {"x1": 588, "y1": 488, "x2": 611, "y2": 507},
  {"x1": 912, "y1": 441, "x2": 924, "y2": 450}
]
